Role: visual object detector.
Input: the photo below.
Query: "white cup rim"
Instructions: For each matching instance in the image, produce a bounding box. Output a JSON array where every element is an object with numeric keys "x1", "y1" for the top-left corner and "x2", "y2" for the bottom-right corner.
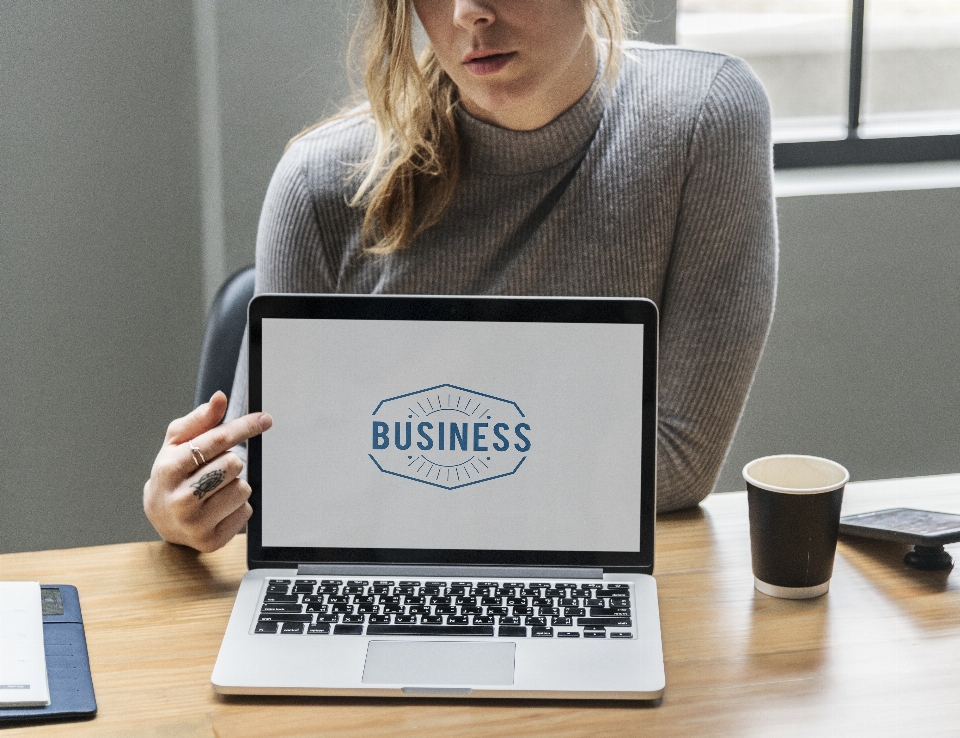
[{"x1": 742, "y1": 454, "x2": 850, "y2": 495}]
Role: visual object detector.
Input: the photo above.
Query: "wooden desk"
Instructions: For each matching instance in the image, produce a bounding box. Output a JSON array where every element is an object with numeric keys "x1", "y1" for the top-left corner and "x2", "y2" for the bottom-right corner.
[{"x1": 3, "y1": 475, "x2": 959, "y2": 736}]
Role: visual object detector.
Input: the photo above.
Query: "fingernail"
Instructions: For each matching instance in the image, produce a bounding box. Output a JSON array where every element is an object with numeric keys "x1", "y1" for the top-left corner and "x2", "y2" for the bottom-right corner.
[{"x1": 259, "y1": 413, "x2": 273, "y2": 430}]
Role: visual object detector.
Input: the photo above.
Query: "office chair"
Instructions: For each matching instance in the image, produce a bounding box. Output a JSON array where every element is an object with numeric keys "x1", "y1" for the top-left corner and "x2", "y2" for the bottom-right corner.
[{"x1": 194, "y1": 264, "x2": 255, "y2": 409}]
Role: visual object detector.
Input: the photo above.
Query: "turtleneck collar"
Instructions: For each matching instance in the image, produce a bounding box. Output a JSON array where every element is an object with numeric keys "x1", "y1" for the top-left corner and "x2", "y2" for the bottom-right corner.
[{"x1": 455, "y1": 63, "x2": 608, "y2": 176}]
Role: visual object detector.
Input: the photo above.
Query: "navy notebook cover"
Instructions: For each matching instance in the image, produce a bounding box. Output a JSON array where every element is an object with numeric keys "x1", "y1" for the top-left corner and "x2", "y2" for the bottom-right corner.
[{"x1": 0, "y1": 585, "x2": 97, "y2": 724}]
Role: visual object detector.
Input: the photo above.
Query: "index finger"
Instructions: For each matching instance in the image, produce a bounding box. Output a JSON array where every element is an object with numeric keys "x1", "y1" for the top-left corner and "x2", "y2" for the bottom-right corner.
[{"x1": 185, "y1": 412, "x2": 273, "y2": 469}]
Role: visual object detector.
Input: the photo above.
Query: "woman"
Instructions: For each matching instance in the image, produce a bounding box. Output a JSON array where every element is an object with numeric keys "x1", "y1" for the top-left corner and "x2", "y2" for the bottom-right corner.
[{"x1": 144, "y1": 0, "x2": 777, "y2": 552}]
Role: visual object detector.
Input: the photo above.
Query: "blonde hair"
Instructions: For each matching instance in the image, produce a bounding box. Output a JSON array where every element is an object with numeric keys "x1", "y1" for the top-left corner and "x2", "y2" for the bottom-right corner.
[{"x1": 292, "y1": 0, "x2": 628, "y2": 254}]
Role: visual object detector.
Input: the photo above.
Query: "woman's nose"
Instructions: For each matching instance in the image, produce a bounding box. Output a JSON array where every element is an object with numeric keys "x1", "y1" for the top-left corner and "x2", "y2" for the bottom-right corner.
[{"x1": 453, "y1": 0, "x2": 496, "y2": 29}]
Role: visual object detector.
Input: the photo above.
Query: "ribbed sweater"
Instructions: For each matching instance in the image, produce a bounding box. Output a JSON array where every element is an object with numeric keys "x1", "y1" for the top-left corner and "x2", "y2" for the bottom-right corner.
[{"x1": 226, "y1": 42, "x2": 778, "y2": 513}]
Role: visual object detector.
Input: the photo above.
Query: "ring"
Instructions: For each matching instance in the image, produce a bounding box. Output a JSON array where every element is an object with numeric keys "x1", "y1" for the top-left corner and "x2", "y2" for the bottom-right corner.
[{"x1": 188, "y1": 441, "x2": 206, "y2": 468}]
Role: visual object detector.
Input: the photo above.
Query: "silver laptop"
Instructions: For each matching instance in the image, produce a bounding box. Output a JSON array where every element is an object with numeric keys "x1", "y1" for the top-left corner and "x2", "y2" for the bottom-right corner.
[{"x1": 212, "y1": 294, "x2": 665, "y2": 700}]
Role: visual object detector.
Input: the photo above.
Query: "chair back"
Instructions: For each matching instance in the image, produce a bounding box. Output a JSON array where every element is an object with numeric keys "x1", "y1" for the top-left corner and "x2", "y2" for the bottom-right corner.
[{"x1": 194, "y1": 265, "x2": 255, "y2": 408}]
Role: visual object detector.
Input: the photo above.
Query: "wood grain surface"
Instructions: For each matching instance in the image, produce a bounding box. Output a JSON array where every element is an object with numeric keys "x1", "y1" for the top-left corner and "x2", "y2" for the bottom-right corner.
[{"x1": 2, "y1": 475, "x2": 958, "y2": 737}]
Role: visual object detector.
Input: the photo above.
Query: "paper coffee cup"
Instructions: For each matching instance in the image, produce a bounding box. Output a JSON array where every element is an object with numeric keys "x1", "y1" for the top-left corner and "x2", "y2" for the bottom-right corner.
[{"x1": 743, "y1": 455, "x2": 849, "y2": 599}]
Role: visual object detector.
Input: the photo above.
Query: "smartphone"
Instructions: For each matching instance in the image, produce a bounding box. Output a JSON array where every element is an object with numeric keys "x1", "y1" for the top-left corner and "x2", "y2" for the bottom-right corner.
[{"x1": 839, "y1": 508, "x2": 960, "y2": 546}]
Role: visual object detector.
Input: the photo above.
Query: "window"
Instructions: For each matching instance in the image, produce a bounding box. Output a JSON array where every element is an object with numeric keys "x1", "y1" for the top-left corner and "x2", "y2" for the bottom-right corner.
[{"x1": 676, "y1": 0, "x2": 960, "y2": 167}]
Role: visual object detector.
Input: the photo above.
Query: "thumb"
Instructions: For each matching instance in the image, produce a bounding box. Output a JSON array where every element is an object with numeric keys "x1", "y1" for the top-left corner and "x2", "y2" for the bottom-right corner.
[{"x1": 164, "y1": 391, "x2": 229, "y2": 445}]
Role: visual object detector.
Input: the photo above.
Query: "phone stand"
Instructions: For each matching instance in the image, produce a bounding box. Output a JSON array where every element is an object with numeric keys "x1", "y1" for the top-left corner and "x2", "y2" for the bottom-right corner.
[{"x1": 904, "y1": 545, "x2": 954, "y2": 571}]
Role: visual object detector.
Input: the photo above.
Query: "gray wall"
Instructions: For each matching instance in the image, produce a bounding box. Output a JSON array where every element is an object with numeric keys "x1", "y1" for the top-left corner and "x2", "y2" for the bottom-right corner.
[
  {"x1": 2, "y1": 1, "x2": 956, "y2": 555},
  {"x1": 1, "y1": 1, "x2": 205, "y2": 553},
  {"x1": 714, "y1": 186, "x2": 960, "y2": 492}
]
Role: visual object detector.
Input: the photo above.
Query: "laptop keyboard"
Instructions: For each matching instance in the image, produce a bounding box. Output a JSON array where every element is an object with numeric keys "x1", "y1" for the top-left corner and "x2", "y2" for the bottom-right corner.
[{"x1": 253, "y1": 578, "x2": 636, "y2": 639}]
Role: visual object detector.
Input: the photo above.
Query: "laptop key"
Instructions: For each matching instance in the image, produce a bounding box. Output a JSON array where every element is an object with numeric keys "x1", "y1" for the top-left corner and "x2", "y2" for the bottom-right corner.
[
  {"x1": 531, "y1": 627, "x2": 554, "y2": 638},
  {"x1": 584, "y1": 630, "x2": 607, "y2": 638},
  {"x1": 578, "y1": 618, "x2": 632, "y2": 627},
  {"x1": 589, "y1": 608, "x2": 631, "y2": 617},
  {"x1": 343, "y1": 614, "x2": 365, "y2": 624},
  {"x1": 281, "y1": 622, "x2": 305, "y2": 634},
  {"x1": 307, "y1": 623, "x2": 331, "y2": 634},
  {"x1": 446, "y1": 615, "x2": 469, "y2": 625},
  {"x1": 498, "y1": 626, "x2": 527, "y2": 637},
  {"x1": 256, "y1": 613, "x2": 312, "y2": 623},
  {"x1": 421, "y1": 615, "x2": 443, "y2": 624},
  {"x1": 366, "y1": 624, "x2": 494, "y2": 637},
  {"x1": 557, "y1": 631, "x2": 580, "y2": 638},
  {"x1": 551, "y1": 617, "x2": 573, "y2": 627},
  {"x1": 369, "y1": 614, "x2": 391, "y2": 624},
  {"x1": 334, "y1": 624, "x2": 364, "y2": 635},
  {"x1": 499, "y1": 616, "x2": 521, "y2": 625},
  {"x1": 315, "y1": 614, "x2": 338, "y2": 623},
  {"x1": 472, "y1": 616, "x2": 494, "y2": 625},
  {"x1": 610, "y1": 632, "x2": 633, "y2": 639},
  {"x1": 263, "y1": 594, "x2": 299, "y2": 603},
  {"x1": 260, "y1": 604, "x2": 304, "y2": 613},
  {"x1": 255, "y1": 622, "x2": 279, "y2": 634},
  {"x1": 524, "y1": 617, "x2": 547, "y2": 627},
  {"x1": 395, "y1": 615, "x2": 416, "y2": 624}
]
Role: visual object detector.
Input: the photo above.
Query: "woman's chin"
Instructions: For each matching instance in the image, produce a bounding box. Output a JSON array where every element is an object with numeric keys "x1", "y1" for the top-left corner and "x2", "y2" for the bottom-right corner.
[{"x1": 459, "y1": 89, "x2": 549, "y2": 131}]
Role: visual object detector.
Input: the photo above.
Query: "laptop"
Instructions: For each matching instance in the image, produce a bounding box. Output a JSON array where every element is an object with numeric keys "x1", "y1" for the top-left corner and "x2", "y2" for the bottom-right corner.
[{"x1": 212, "y1": 294, "x2": 665, "y2": 700}]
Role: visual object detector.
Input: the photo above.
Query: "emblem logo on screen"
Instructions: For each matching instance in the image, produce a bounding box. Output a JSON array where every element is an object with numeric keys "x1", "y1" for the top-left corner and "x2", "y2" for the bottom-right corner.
[{"x1": 368, "y1": 384, "x2": 531, "y2": 489}]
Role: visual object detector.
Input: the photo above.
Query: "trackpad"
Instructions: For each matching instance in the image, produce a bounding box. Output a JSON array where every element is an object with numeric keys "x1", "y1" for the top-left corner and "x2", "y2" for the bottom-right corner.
[{"x1": 362, "y1": 641, "x2": 515, "y2": 686}]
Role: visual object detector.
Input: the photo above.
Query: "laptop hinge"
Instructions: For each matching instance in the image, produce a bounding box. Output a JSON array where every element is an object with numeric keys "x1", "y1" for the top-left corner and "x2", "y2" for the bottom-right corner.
[{"x1": 296, "y1": 564, "x2": 604, "y2": 579}]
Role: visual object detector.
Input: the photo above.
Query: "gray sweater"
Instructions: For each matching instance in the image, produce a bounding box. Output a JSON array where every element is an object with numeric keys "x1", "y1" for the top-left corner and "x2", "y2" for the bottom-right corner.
[{"x1": 227, "y1": 42, "x2": 778, "y2": 512}]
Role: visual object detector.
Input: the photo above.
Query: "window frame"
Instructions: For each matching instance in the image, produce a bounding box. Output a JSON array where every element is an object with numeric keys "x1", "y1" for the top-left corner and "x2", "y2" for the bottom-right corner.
[{"x1": 721, "y1": 0, "x2": 960, "y2": 169}]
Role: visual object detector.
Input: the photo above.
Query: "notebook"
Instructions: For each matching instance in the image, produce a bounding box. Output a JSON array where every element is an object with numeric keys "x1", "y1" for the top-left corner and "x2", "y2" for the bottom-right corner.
[{"x1": 212, "y1": 294, "x2": 665, "y2": 699}]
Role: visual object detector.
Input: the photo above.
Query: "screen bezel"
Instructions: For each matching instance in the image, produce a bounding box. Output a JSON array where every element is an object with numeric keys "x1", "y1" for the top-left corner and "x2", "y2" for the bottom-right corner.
[{"x1": 247, "y1": 294, "x2": 658, "y2": 574}]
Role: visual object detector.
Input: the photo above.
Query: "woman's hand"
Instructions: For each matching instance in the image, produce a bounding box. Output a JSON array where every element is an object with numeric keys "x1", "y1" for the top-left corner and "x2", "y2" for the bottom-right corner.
[{"x1": 143, "y1": 391, "x2": 273, "y2": 553}]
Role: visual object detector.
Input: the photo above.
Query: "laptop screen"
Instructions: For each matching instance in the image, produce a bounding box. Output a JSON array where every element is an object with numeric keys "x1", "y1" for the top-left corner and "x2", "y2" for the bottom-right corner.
[{"x1": 247, "y1": 295, "x2": 657, "y2": 571}]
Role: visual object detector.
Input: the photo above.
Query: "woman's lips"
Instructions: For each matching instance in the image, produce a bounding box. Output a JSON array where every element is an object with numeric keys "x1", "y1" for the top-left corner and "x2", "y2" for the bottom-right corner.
[{"x1": 464, "y1": 52, "x2": 516, "y2": 76}]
